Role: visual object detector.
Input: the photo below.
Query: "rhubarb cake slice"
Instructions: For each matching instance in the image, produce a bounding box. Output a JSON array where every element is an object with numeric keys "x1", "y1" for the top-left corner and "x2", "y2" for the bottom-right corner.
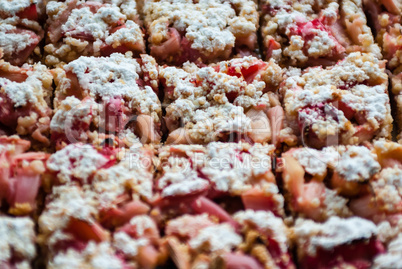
[
  {"x1": 260, "y1": 0, "x2": 381, "y2": 67},
  {"x1": 50, "y1": 53, "x2": 161, "y2": 148},
  {"x1": 293, "y1": 216, "x2": 384, "y2": 269},
  {"x1": 154, "y1": 142, "x2": 284, "y2": 219},
  {"x1": 0, "y1": 0, "x2": 45, "y2": 65},
  {"x1": 44, "y1": 0, "x2": 145, "y2": 66},
  {"x1": 280, "y1": 144, "x2": 380, "y2": 221},
  {"x1": 39, "y1": 143, "x2": 164, "y2": 268},
  {"x1": 0, "y1": 60, "x2": 53, "y2": 145},
  {"x1": 364, "y1": 0, "x2": 402, "y2": 142},
  {"x1": 143, "y1": 0, "x2": 259, "y2": 65},
  {"x1": 160, "y1": 56, "x2": 285, "y2": 145},
  {"x1": 281, "y1": 52, "x2": 392, "y2": 148}
]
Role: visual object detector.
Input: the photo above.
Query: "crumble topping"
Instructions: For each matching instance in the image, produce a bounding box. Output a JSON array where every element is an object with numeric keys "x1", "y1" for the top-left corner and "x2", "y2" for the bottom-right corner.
[
  {"x1": 0, "y1": 25, "x2": 36, "y2": 57},
  {"x1": 189, "y1": 223, "x2": 242, "y2": 252},
  {"x1": 62, "y1": 54, "x2": 160, "y2": 113},
  {"x1": 201, "y1": 142, "x2": 275, "y2": 194},
  {"x1": 0, "y1": 216, "x2": 36, "y2": 263},
  {"x1": 113, "y1": 232, "x2": 148, "y2": 258},
  {"x1": 45, "y1": 0, "x2": 144, "y2": 65},
  {"x1": 0, "y1": 0, "x2": 32, "y2": 15},
  {"x1": 62, "y1": 5, "x2": 125, "y2": 40},
  {"x1": 371, "y1": 167, "x2": 402, "y2": 213},
  {"x1": 0, "y1": 62, "x2": 52, "y2": 107},
  {"x1": 165, "y1": 214, "x2": 214, "y2": 239},
  {"x1": 158, "y1": 142, "x2": 279, "y2": 200},
  {"x1": 282, "y1": 52, "x2": 391, "y2": 144},
  {"x1": 39, "y1": 185, "x2": 99, "y2": 234},
  {"x1": 64, "y1": 54, "x2": 139, "y2": 99},
  {"x1": 49, "y1": 241, "x2": 124, "y2": 269},
  {"x1": 336, "y1": 146, "x2": 380, "y2": 182},
  {"x1": 292, "y1": 147, "x2": 338, "y2": 177},
  {"x1": 294, "y1": 216, "x2": 378, "y2": 255},
  {"x1": 161, "y1": 57, "x2": 283, "y2": 143},
  {"x1": 50, "y1": 96, "x2": 96, "y2": 134},
  {"x1": 261, "y1": 0, "x2": 380, "y2": 64},
  {"x1": 234, "y1": 210, "x2": 289, "y2": 252},
  {"x1": 93, "y1": 146, "x2": 154, "y2": 202},
  {"x1": 46, "y1": 143, "x2": 109, "y2": 184},
  {"x1": 144, "y1": 0, "x2": 258, "y2": 54}
]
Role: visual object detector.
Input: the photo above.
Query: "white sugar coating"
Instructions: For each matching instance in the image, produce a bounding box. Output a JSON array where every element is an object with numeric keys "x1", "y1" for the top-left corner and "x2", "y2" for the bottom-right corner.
[
  {"x1": 292, "y1": 147, "x2": 339, "y2": 177},
  {"x1": 144, "y1": 0, "x2": 257, "y2": 53},
  {"x1": 234, "y1": 210, "x2": 289, "y2": 252},
  {"x1": 373, "y1": 234, "x2": 402, "y2": 269},
  {"x1": 113, "y1": 232, "x2": 148, "y2": 258},
  {"x1": 39, "y1": 185, "x2": 98, "y2": 234},
  {"x1": 372, "y1": 167, "x2": 402, "y2": 213},
  {"x1": 307, "y1": 28, "x2": 337, "y2": 57},
  {"x1": 285, "y1": 85, "x2": 335, "y2": 113},
  {"x1": 157, "y1": 169, "x2": 209, "y2": 197},
  {"x1": 49, "y1": 241, "x2": 124, "y2": 269},
  {"x1": 322, "y1": 188, "x2": 352, "y2": 218},
  {"x1": 261, "y1": 0, "x2": 381, "y2": 63},
  {"x1": 64, "y1": 54, "x2": 160, "y2": 113},
  {"x1": 342, "y1": 85, "x2": 390, "y2": 124},
  {"x1": 0, "y1": 216, "x2": 36, "y2": 262},
  {"x1": 283, "y1": 53, "x2": 387, "y2": 94},
  {"x1": 0, "y1": 0, "x2": 32, "y2": 15},
  {"x1": 282, "y1": 52, "x2": 391, "y2": 141},
  {"x1": 161, "y1": 57, "x2": 281, "y2": 139},
  {"x1": 64, "y1": 53, "x2": 140, "y2": 98},
  {"x1": 62, "y1": 5, "x2": 126, "y2": 40},
  {"x1": 336, "y1": 146, "x2": 380, "y2": 182},
  {"x1": 201, "y1": 142, "x2": 274, "y2": 194},
  {"x1": 294, "y1": 216, "x2": 377, "y2": 255},
  {"x1": 50, "y1": 96, "x2": 95, "y2": 133},
  {"x1": 89, "y1": 0, "x2": 138, "y2": 19},
  {"x1": 93, "y1": 147, "x2": 154, "y2": 203},
  {"x1": 0, "y1": 62, "x2": 50, "y2": 107},
  {"x1": 46, "y1": 143, "x2": 108, "y2": 184},
  {"x1": 374, "y1": 139, "x2": 402, "y2": 155},
  {"x1": 127, "y1": 215, "x2": 157, "y2": 237},
  {"x1": 105, "y1": 20, "x2": 143, "y2": 46},
  {"x1": 189, "y1": 223, "x2": 242, "y2": 252},
  {"x1": 186, "y1": 23, "x2": 235, "y2": 53},
  {"x1": 0, "y1": 25, "x2": 36, "y2": 56}
]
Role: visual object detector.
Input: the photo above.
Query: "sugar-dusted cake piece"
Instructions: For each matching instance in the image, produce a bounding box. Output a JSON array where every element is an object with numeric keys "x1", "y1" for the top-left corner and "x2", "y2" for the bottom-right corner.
[
  {"x1": 281, "y1": 52, "x2": 392, "y2": 148},
  {"x1": 160, "y1": 56, "x2": 285, "y2": 145},
  {"x1": 280, "y1": 144, "x2": 381, "y2": 221},
  {"x1": 364, "y1": 0, "x2": 402, "y2": 72},
  {"x1": 233, "y1": 210, "x2": 295, "y2": 268},
  {"x1": 260, "y1": 0, "x2": 381, "y2": 67},
  {"x1": 44, "y1": 0, "x2": 145, "y2": 66},
  {"x1": 163, "y1": 211, "x2": 294, "y2": 269},
  {"x1": 155, "y1": 142, "x2": 284, "y2": 218},
  {"x1": 40, "y1": 143, "x2": 164, "y2": 268},
  {"x1": 349, "y1": 140, "x2": 402, "y2": 223},
  {"x1": 0, "y1": 0, "x2": 45, "y2": 65},
  {"x1": 143, "y1": 0, "x2": 259, "y2": 65},
  {"x1": 293, "y1": 216, "x2": 384, "y2": 269},
  {"x1": 365, "y1": 0, "x2": 402, "y2": 142},
  {"x1": 50, "y1": 53, "x2": 161, "y2": 148},
  {"x1": 0, "y1": 216, "x2": 37, "y2": 268},
  {"x1": 0, "y1": 60, "x2": 53, "y2": 145}
]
